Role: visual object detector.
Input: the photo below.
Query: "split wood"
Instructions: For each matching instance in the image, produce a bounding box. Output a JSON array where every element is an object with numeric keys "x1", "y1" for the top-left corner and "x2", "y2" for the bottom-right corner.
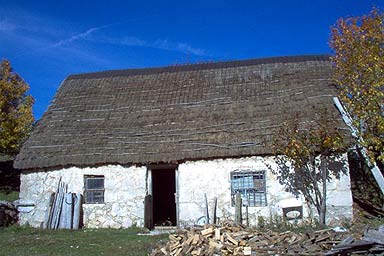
[
  {"x1": 150, "y1": 224, "x2": 384, "y2": 256},
  {"x1": 0, "y1": 201, "x2": 17, "y2": 227}
]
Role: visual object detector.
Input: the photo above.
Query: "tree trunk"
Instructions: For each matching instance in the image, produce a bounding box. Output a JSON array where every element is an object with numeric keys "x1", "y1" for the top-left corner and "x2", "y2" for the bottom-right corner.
[
  {"x1": 319, "y1": 200, "x2": 326, "y2": 226},
  {"x1": 319, "y1": 156, "x2": 327, "y2": 226}
]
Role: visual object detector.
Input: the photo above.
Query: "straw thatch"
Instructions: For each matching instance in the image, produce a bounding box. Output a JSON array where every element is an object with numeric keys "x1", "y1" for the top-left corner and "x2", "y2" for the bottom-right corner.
[{"x1": 14, "y1": 55, "x2": 347, "y2": 170}]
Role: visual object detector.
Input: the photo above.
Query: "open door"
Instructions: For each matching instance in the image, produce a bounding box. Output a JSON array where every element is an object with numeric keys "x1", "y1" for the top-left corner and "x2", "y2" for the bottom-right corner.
[{"x1": 151, "y1": 167, "x2": 177, "y2": 226}]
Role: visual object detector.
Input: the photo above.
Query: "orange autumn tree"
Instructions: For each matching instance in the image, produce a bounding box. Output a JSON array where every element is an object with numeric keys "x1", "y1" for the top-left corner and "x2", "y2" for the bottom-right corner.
[
  {"x1": 330, "y1": 8, "x2": 384, "y2": 163},
  {"x1": 0, "y1": 59, "x2": 34, "y2": 155},
  {"x1": 271, "y1": 109, "x2": 349, "y2": 225}
]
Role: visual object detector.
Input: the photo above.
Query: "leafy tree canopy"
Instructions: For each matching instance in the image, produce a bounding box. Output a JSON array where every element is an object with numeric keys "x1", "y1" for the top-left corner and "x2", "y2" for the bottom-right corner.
[
  {"x1": 271, "y1": 109, "x2": 349, "y2": 225},
  {"x1": 0, "y1": 59, "x2": 34, "y2": 155},
  {"x1": 330, "y1": 8, "x2": 384, "y2": 163}
]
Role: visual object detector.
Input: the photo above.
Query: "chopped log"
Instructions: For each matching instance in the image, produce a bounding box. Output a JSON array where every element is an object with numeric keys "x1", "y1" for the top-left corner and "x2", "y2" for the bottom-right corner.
[
  {"x1": 150, "y1": 223, "x2": 384, "y2": 256},
  {"x1": 0, "y1": 202, "x2": 17, "y2": 227},
  {"x1": 243, "y1": 246, "x2": 252, "y2": 255},
  {"x1": 226, "y1": 233, "x2": 238, "y2": 246},
  {"x1": 201, "y1": 227, "x2": 214, "y2": 236}
]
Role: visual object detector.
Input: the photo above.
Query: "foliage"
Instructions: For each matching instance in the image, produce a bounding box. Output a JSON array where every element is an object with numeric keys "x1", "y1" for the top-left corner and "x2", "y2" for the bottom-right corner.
[
  {"x1": 271, "y1": 109, "x2": 349, "y2": 225},
  {"x1": 0, "y1": 190, "x2": 18, "y2": 202},
  {"x1": 256, "y1": 213, "x2": 324, "y2": 233},
  {"x1": 0, "y1": 226, "x2": 167, "y2": 256},
  {"x1": 330, "y1": 8, "x2": 384, "y2": 163},
  {"x1": 0, "y1": 59, "x2": 34, "y2": 155}
]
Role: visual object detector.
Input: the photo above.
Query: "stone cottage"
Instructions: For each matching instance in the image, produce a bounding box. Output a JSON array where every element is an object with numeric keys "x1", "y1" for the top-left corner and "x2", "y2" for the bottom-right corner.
[{"x1": 14, "y1": 55, "x2": 353, "y2": 228}]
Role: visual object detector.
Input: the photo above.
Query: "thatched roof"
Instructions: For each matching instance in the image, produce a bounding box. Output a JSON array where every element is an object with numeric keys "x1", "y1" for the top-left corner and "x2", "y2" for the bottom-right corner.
[
  {"x1": 0, "y1": 154, "x2": 14, "y2": 163},
  {"x1": 14, "y1": 55, "x2": 347, "y2": 170}
]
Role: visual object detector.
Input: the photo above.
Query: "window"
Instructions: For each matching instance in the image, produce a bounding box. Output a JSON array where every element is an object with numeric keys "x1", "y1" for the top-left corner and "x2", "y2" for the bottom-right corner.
[
  {"x1": 231, "y1": 169, "x2": 267, "y2": 207},
  {"x1": 84, "y1": 175, "x2": 105, "y2": 204}
]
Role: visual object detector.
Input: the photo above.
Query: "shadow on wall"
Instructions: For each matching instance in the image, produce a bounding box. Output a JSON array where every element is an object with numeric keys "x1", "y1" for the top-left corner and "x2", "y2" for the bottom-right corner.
[{"x1": 348, "y1": 151, "x2": 384, "y2": 216}]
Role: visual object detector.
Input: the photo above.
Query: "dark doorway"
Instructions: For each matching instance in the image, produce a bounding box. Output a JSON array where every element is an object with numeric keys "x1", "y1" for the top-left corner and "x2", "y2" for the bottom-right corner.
[{"x1": 152, "y1": 168, "x2": 176, "y2": 226}]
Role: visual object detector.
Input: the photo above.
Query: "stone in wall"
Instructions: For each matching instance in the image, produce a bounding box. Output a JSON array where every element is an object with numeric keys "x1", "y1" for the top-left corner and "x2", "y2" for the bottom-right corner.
[
  {"x1": 19, "y1": 165, "x2": 146, "y2": 228},
  {"x1": 18, "y1": 154, "x2": 353, "y2": 228},
  {"x1": 177, "y1": 154, "x2": 353, "y2": 226}
]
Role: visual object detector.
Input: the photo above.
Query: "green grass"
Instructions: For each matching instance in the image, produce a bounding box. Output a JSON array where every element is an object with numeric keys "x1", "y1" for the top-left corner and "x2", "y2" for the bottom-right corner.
[
  {"x1": 0, "y1": 190, "x2": 19, "y2": 202},
  {"x1": 0, "y1": 226, "x2": 167, "y2": 256}
]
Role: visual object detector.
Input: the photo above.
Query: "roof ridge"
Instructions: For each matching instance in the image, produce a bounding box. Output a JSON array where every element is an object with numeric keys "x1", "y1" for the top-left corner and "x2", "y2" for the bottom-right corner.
[{"x1": 67, "y1": 54, "x2": 331, "y2": 80}]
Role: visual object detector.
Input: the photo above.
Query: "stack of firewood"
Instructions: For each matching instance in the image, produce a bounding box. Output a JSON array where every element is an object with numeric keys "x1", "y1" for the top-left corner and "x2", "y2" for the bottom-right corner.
[
  {"x1": 0, "y1": 201, "x2": 17, "y2": 227},
  {"x1": 149, "y1": 224, "x2": 348, "y2": 255},
  {"x1": 150, "y1": 224, "x2": 384, "y2": 255}
]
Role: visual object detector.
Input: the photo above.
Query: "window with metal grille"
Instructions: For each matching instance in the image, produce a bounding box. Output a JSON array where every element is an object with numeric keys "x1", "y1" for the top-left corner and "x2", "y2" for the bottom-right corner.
[
  {"x1": 84, "y1": 175, "x2": 105, "y2": 204},
  {"x1": 230, "y1": 170, "x2": 267, "y2": 207}
]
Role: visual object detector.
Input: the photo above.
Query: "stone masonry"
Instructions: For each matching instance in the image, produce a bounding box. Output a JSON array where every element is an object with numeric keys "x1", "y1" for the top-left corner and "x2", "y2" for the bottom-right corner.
[{"x1": 19, "y1": 155, "x2": 353, "y2": 228}]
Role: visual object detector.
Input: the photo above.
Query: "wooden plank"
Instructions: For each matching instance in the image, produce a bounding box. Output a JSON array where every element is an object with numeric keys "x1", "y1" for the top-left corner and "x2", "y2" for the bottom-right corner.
[
  {"x1": 59, "y1": 193, "x2": 73, "y2": 229},
  {"x1": 72, "y1": 193, "x2": 82, "y2": 229},
  {"x1": 45, "y1": 192, "x2": 55, "y2": 229},
  {"x1": 49, "y1": 180, "x2": 62, "y2": 229}
]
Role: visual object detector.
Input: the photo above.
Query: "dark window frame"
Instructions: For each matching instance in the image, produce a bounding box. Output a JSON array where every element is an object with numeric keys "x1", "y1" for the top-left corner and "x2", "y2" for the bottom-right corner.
[
  {"x1": 230, "y1": 169, "x2": 267, "y2": 207},
  {"x1": 84, "y1": 175, "x2": 105, "y2": 204}
]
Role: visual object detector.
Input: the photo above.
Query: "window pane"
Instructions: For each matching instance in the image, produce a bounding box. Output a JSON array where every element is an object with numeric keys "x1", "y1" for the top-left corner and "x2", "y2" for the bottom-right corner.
[
  {"x1": 86, "y1": 191, "x2": 104, "y2": 203},
  {"x1": 231, "y1": 170, "x2": 267, "y2": 207},
  {"x1": 84, "y1": 175, "x2": 105, "y2": 204},
  {"x1": 86, "y1": 178, "x2": 104, "y2": 189}
]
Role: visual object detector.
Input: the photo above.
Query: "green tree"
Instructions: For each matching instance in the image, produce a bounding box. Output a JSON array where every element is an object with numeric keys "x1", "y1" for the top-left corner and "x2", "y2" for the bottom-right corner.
[
  {"x1": 271, "y1": 110, "x2": 349, "y2": 225},
  {"x1": 330, "y1": 8, "x2": 384, "y2": 163},
  {"x1": 0, "y1": 59, "x2": 34, "y2": 155}
]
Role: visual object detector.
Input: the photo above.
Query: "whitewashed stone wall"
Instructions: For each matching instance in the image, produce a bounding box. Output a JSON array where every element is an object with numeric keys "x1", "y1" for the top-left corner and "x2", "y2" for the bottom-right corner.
[
  {"x1": 19, "y1": 165, "x2": 146, "y2": 228},
  {"x1": 19, "y1": 154, "x2": 352, "y2": 228},
  {"x1": 177, "y1": 155, "x2": 353, "y2": 226}
]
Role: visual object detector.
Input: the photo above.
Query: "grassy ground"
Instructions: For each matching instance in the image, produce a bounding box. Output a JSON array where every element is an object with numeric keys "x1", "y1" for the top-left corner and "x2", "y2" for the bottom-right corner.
[
  {"x1": 0, "y1": 226, "x2": 167, "y2": 256},
  {"x1": 0, "y1": 190, "x2": 19, "y2": 202}
]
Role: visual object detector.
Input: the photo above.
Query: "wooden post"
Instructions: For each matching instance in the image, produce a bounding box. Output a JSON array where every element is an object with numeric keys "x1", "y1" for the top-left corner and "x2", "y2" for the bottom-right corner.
[
  {"x1": 144, "y1": 195, "x2": 153, "y2": 230},
  {"x1": 246, "y1": 205, "x2": 249, "y2": 227},
  {"x1": 204, "y1": 193, "x2": 210, "y2": 224},
  {"x1": 235, "y1": 192, "x2": 242, "y2": 225},
  {"x1": 212, "y1": 197, "x2": 217, "y2": 224}
]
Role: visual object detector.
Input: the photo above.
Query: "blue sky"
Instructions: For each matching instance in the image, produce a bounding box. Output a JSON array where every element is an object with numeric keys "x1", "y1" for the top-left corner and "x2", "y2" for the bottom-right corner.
[{"x1": 1, "y1": 1, "x2": 382, "y2": 120}]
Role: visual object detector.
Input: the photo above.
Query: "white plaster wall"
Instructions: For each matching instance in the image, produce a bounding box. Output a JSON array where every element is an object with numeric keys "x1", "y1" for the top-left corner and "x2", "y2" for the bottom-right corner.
[
  {"x1": 19, "y1": 154, "x2": 353, "y2": 228},
  {"x1": 177, "y1": 155, "x2": 353, "y2": 226},
  {"x1": 19, "y1": 165, "x2": 146, "y2": 228}
]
